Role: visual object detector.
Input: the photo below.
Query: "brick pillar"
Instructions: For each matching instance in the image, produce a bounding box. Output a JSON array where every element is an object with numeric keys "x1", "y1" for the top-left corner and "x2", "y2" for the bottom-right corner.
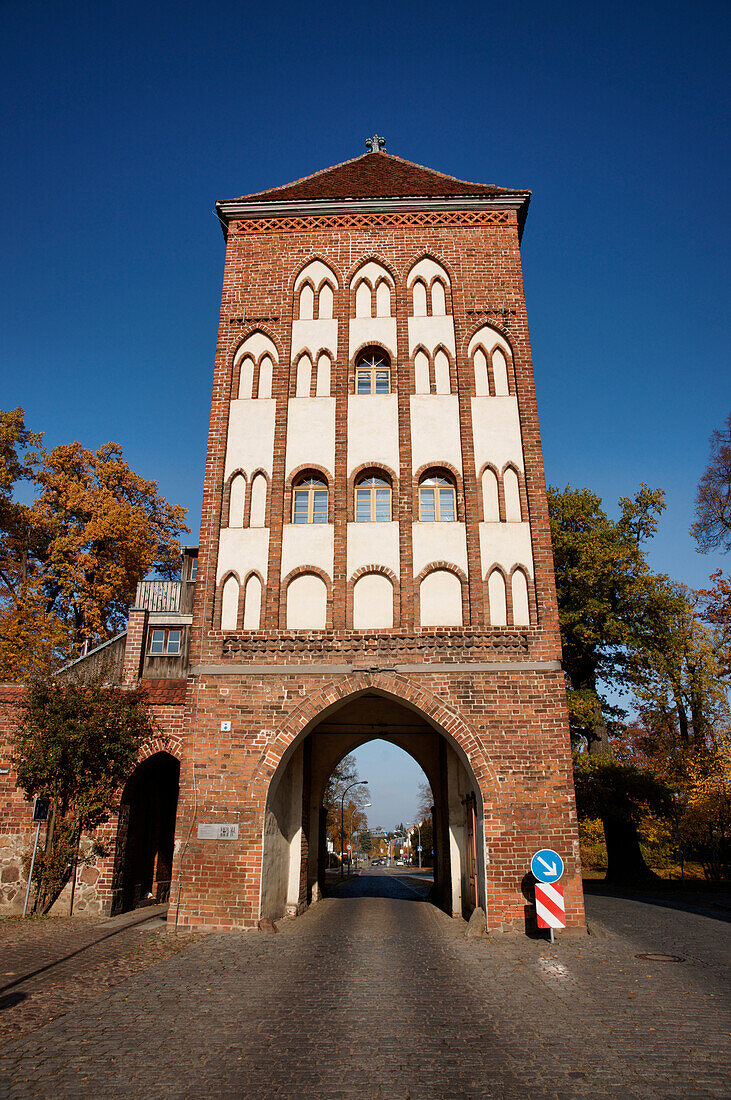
[{"x1": 123, "y1": 608, "x2": 148, "y2": 685}]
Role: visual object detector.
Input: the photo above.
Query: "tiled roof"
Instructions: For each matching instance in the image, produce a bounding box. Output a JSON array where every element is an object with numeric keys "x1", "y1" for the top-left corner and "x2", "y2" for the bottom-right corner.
[
  {"x1": 139, "y1": 679, "x2": 187, "y2": 706},
  {"x1": 227, "y1": 152, "x2": 526, "y2": 204}
]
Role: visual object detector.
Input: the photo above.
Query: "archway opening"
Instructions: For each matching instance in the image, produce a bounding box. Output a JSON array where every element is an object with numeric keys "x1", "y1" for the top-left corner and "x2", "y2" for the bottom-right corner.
[
  {"x1": 112, "y1": 752, "x2": 180, "y2": 914},
  {"x1": 260, "y1": 692, "x2": 484, "y2": 922}
]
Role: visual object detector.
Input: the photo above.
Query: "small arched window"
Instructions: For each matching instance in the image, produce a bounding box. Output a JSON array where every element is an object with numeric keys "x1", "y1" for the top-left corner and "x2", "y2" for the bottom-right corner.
[
  {"x1": 419, "y1": 472, "x2": 456, "y2": 522},
  {"x1": 318, "y1": 282, "x2": 334, "y2": 319},
  {"x1": 221, "y1": 576, "x2": 239, "y2": 631},
  {"x1": 356, "y1": 349, "x2": 391, "y2": 395},
  {"x1": 298, "y1": 284, "x2": 314, "y2": 320},
  {"x1": 431, "y1": 279, "x2": 447, "y2": 316},
  {"x1": 355, "y1": 474, "x2": 391, "y2": 522},
  {"x1": 292, "y1": 475, "x2": 328, "y2": 524}
]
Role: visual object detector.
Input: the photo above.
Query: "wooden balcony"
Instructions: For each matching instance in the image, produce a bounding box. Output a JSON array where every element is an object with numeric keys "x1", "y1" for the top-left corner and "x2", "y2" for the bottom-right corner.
[{"x1": 135, "y1": 580, "x2": 195, "y2": 615}]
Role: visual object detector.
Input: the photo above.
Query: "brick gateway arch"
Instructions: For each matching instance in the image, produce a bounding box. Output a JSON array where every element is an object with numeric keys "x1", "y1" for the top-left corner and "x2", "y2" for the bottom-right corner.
[{"x1": 257, "y1": 678, "x2": 491, "y2": 921}]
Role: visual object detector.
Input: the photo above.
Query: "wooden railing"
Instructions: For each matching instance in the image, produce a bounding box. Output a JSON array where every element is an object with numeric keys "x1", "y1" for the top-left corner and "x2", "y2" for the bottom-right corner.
[{"x1": 135, "y1": 580, "x2": 182, "y2": 613}]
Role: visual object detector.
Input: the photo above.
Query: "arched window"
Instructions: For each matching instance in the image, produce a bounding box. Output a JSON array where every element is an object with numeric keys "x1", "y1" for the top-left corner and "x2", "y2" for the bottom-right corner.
[
  {"x1": 412, "y1": 280, "x2": 428, "y2": 317},
  {"x1": 492, "y1": 348, "x2": 509, "y2": 395},
  {"x1": 482, "y1": 468, "x2": 500, "y2": 521},
  {"x1": 414, "y1": 350, "x2": 430, "y2": 394},
  {"x1": 434, "y1": 349, "x2": 450, "y2": 394},
  {"x1": 257, "y1": 355, "x2": 273, "y2": 398},
  {"x1": 298, "y1": 284, "x2": 314, "y2": 320},
  {"x1": 239, "y1": 356, "x2": 255, "y2": 399},
  {"x1": 356, "y1": 348, "x2": 391, "y2": 395},
  {"x1": 473, "y1": 347, "x2": 489, "y2": 396},
  {"x1": 243, "y1": 575, "x2": 262, "y2": 629},
  {"x1": 353, "y1": 574, "x2": 393, "y2": 629},
  {"x1": 292, "y1": 475, "x2": 328, "y2": 524},
  {"x1": 228, "y1": 474, "x2": 246, "y2": 528},
  {"x1": 355, "y1": 474, "x2": 391, "y2": 522},
  {"x1": 431, "y1": 279, "x2": 447, "y2": 316},
  {"x1": 503, "y1": 467, "x2": 522, "y2": 521},
  {"x1": 487, "y1": 570, "x2": 507, "y2": 626},
  {"x1": 355, "y1": 280, "x2": 372, "y2": 318},
  {"x1": 419, "y1": 472, "x2": 456, "y2": 522},
  {"x1": 318, "y1": 282, "x2": 334, "y2": 319},
  {"x1": 221, "y1": 576, "x2": 239, "y2": 631},
  {"x1": 315, "y1": 353, "x2": 331, "y2": 396},
  {"x1": 296, "y1": 354, "x2": 312, "y2": 397},
  {"x1": 249, "y1": 473, "x2": 267, "y2": 527},
  {"x1": 512, "y1": 570, "x2": 530, "y2": 626},
  {"x1": 375, "y1": 280, "x2": 391, "y2": 317}
]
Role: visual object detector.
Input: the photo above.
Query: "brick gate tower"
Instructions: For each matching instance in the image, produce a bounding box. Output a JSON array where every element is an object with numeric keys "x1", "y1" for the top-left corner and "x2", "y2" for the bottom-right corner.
[{"x1": 171, "y1": 142, "x2": 585, "y2": 932}]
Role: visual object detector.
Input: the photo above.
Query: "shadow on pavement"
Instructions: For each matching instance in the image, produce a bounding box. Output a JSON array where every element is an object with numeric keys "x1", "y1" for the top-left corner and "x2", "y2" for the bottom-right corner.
[
  {"x1": 582, "y1": 879, "x2": 731, "y2": 923},
  {"x1": 325, "y1": 868, "x2": 434, "y2": 902}
]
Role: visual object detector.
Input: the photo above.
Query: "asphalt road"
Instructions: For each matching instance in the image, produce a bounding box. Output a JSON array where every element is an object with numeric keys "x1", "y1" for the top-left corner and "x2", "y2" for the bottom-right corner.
[{"x1": 0, "y1": 873, "x2": 728, "y2": 1098}]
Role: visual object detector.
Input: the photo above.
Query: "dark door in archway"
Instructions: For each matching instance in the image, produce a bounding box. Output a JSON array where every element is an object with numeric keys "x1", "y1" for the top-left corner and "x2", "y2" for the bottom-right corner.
[{"x1": 114, "y1": 753, "x2": 180, "y2": 913}]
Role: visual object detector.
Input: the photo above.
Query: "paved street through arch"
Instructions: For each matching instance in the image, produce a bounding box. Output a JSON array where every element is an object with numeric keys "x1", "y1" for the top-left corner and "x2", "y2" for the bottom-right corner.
[{"x1": 1, "y1": 873, "x2": 729, "y2": 1098}]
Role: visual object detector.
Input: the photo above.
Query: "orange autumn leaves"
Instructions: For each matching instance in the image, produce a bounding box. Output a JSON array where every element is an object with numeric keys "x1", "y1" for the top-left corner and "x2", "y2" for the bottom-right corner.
[{"x1": 0, "y1": 409, "x2": 188, "y2": 680}]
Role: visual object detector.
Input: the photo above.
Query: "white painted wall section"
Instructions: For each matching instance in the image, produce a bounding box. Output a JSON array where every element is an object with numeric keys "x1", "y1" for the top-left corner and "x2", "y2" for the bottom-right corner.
[
  {"x1": 407, "y1": 316, "x2": 456, "y2": 356},
  {"x1": 419, "y1": 570, "x2": 463, "y2": 627},
  {"x1": 412, "y1": 522, "x2": 468, "y2": 579},
  {"x1": 234, "y1": 332, "x2": 278, "y2": 365},
  {"x1": 291, "y1": 319, "x2": 338, "y2": 359},
  {"x1": 471, "y1": 397, "x2": 524, "y2": 474},
  {"x1": 295, "y1": 260, "x2": 338, "y2": 291},
  {"x1": 285, "y1": 398, "x2": 335, "y2": 479},
  {"x1": 347, "y1": 521, "x2": 400, "y2": 578},
  {"x1": 286, "y1": 574, "x2": 327, "y2": 629},
  {"x1": 478, "y1": 522, "x2": 534, "y2": 577},
  {"x1": 217, "y1": 527, "x2": 270, "y2": 584},
  {"x1": 411, "y1": 396, "x2": 463, "y2": 475},
  {"x1": 347, "y1": 395, "x2": 400, "y2": 476},
  {"x1": 225, "y1": 400, "x2": 276, "y2": 480},
  {"x1": 349, "y1": 317, "x2": 397, "y2": 359},
  {"x1": 353, "y1": 574, "x2": 393, "y2": 628},
  {"x1": 407, "y1": 258, "x2": 451, "y2": 287},
  {"x1": 281, "y1": 523, "x2": 334, "y2": 580}
]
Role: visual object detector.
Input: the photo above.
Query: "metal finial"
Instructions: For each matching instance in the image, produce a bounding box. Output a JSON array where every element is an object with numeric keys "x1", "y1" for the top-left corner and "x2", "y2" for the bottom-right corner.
[{"x1": 365, "y1": 134, "x2": 386, "y2": 153}]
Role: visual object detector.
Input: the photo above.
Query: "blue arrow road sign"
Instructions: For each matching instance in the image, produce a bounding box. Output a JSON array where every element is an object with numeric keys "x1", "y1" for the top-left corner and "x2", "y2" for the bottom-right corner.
[{"x1": 531, "y1": 849, "x2": 564, "y2": 883}]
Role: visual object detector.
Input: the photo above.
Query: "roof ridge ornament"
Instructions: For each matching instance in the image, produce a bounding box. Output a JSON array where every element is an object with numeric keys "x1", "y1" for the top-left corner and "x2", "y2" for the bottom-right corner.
[{"x1": 365, "y1": 134, "x2": 386, "y2": 153}]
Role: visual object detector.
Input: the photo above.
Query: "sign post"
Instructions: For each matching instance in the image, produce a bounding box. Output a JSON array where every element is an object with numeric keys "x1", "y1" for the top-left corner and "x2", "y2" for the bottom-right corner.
[
  {"x1": 23, "y1": 797, "x2": 50, "y2": 918},
  {"x1": 530, "y1": 847, "x2": 564, "y2": 942}
]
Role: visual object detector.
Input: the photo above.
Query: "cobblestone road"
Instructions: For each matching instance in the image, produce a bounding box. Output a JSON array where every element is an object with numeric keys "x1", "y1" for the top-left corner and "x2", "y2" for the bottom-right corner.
[{"x1": 1, "y1": 870, "x2": 729, "y2": 1098}]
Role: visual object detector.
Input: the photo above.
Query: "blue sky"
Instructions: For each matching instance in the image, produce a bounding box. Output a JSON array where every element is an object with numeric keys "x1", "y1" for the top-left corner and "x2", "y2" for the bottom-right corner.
[{"x1": 2, "y1": 0, "x2": 728, "y2": 828}]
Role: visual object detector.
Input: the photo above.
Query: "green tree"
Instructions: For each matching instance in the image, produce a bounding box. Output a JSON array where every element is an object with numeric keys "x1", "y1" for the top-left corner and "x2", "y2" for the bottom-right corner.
[
  {"x1": 13, "y1": 676, "x2": 153, "y2": 913},
  {"x1": 548, "y1": 483, "x2": 672, "y2": 883}
]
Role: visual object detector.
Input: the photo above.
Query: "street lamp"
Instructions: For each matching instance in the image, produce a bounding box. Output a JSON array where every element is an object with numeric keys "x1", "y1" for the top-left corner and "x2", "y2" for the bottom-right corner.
[
  {"x1": 341, "y1": 780, "x2": 368, "y2": 877},
  {"x1": 349, "y1": 802, "x2": 371, "y2": 871},
  {"x1": 407, "y1": 822, "x2": 422, "y2": 869}
]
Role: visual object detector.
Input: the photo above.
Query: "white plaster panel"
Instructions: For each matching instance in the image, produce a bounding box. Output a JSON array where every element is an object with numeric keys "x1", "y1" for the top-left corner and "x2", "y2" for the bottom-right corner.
[
  {"x1": 407, "y1": 316, "x2": 456, "y2": 356},
  {"x1": 346, "y1": 522, "x2": 400, "y2": 578},
  {"x1": 285, "y1": 398, "x2": 335, "y2": 479},
  {"x1": 216, "y1": 527, "x2": 270, "y2": 584},
  {"x1": 347, "y1": 395, "x2": 400, "y2": 476},
  {"x1": 410, "y1": 396, "x2": 463, "y2": 475},
  {"x1": 467, "y1": 325, "x2": 512, "y2": 359},
  {"x1": 354, "y1": 261, "x2": 394, "y2": 286},
  {"x1": 420, "y1": 570, "x2": 462, "y2": 627},
  {"x1": 295, "y1": 260, "x2": 337, "y2": 290},
  {"x1": 281, "y1": 523, "x2": 334, "y2": 580},
  {"x1": 291, "y1": 318, "x2": 338, "y2": 358},
  {"x1": 234, "y1": 332, "x2": 278, "y2": 364},
  {"x1": 286, "y1": 574, "x2": 327, "y2": 629},
  {"x1": 471, "y1": 396, "x2": 525, "y2": 474},
  {"x1": 225, "y1": 400, "x2": 276, "y2": 480},
  {"x1": 348, "y1": 317, "x2": 397, "y2": 358},
  {"x1": 407, "y1": 257, "x2": 451, "y2": 286},
  {"x1": 353, "y1": 574, "x2": 393, "y2": 629},
  {"x1": 412, "y1": 522, "x2": 468, "y2": 579},
  {"x1": 478, "y1": 522, "x2": 534, "y2": 577}
]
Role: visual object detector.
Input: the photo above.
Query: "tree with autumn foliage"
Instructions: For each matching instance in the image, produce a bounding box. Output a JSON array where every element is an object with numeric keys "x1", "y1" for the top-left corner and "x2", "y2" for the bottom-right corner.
[
  {"x1": 691, "y1": 412, "x2": 731, "y2": 554},
  {"x1": 323, "y1": 754, "x2": 370, "y2": 855},
  {"x1": 0, "y1": 408, "x2": 188, "y2": 680}
]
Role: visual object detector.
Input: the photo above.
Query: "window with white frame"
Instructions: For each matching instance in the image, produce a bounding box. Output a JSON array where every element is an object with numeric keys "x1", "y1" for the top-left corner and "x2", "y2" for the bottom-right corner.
[{"x1": 148, "y1": 628, "x2": 182, "y2": 655}]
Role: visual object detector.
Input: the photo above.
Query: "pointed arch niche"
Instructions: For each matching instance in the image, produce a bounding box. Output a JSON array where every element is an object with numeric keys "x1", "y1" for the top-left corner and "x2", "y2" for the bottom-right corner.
[
  {"x1": 468, "y1": 326, "x2": 513, "y2": 397},
  {"x1": 233, "y1": 331, "x2": 279, "y2": 400}
]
